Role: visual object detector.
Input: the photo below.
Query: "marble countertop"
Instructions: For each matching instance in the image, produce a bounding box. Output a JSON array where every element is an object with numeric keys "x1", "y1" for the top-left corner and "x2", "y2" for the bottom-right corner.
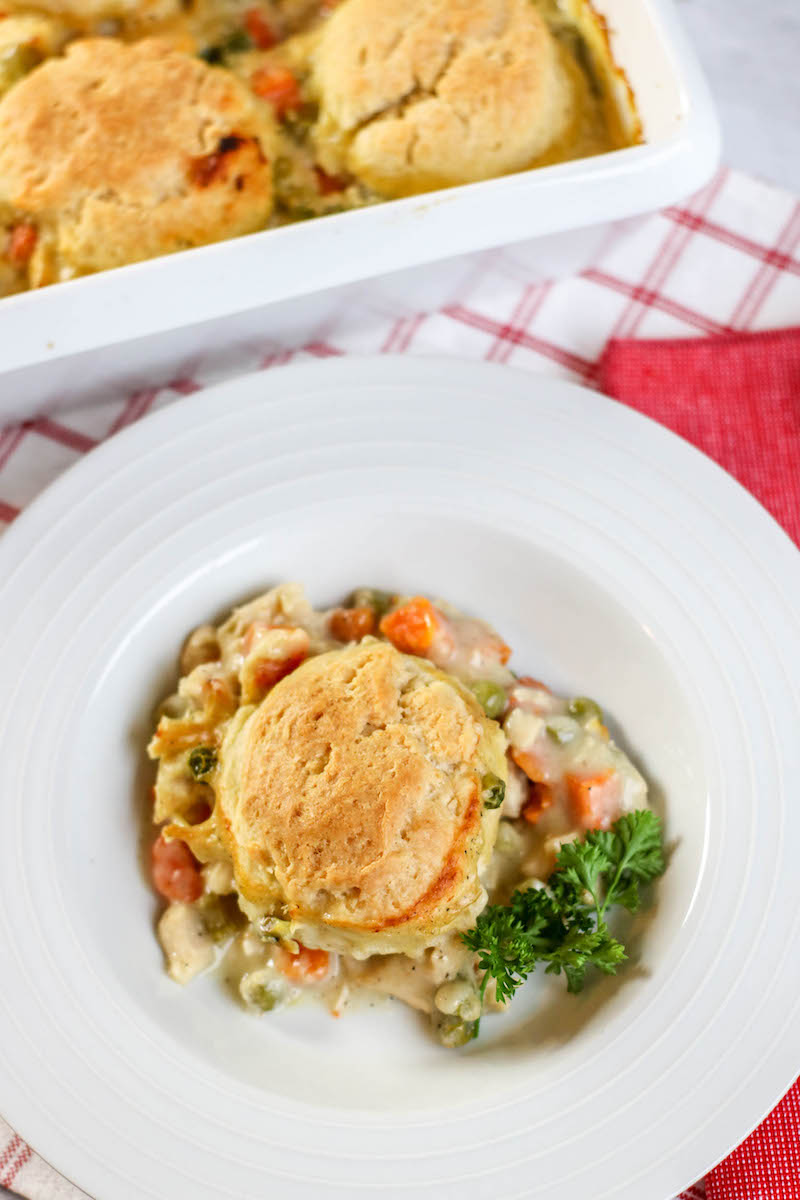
[{"x1": 678, "y1": 0, "x2": 800, "y2": 193}]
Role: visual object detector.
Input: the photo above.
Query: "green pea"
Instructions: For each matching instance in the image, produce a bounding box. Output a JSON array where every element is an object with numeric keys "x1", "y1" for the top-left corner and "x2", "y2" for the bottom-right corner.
[
  {"x1": 568, "y1": 696, "x2": 603, "y2": 722},
  {"x1": 273, "y1": 156, "x2": 292, "y2": 182},
  {"x1": 198, "y1": 28, "x2": 252, "y2": 63},
  {"x1": 223, "y1": 29, "x2": 252, "y2": 53},
  {"x1": 347, "y1": 587, "x2": 393, "y2": 616},
  {"x1": 282, "y1": 205, "x2": 317, "y2": 222},
  {"x1": 250, "y1": 984, "x2": 278, "y2": 1012},
  {"x1": 436, "y1": 1013, "x2": 477, "y2": 1048},
  {"x1": 199, "y1": 895, "x2": 241, "y2": 943},
  {"x1": 546, "y1": 721, "x2": 577, "y2": 746},
  {"x1": 188, "y1": 746, "x2": 217, "y2": 778},
  {"x1": 481, "y1": 773, "x2": 505, "y2": 810},
  {"x1": 281, "y1": 101, "x2": 318, "y2": 142},
  {"x1": 0, "y1": 44, "x2": 43, "y2": 94},
  {"x1": 198, "y1": 44, "x2": 224, "y2": 63},
  {"x1": 470, "y1": 680, "x2": 507, "y2": 719}
]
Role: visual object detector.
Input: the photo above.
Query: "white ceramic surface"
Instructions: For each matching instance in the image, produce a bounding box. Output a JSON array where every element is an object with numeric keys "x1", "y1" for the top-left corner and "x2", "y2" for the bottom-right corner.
[
  {"x1": 0, "y1": 0, "x2": 720, "y2": 413},
  {"x1": 0, "y1": 357, "x2": 798, "y2": 1200}
]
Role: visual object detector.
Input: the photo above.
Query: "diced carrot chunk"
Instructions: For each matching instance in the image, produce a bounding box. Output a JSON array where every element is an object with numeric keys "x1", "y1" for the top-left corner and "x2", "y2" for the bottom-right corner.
[
  {"x1": 379, "y1": 597, "x2": 448, "y2": 656},
  {"x1": 151, "y1": 833, "x2": 203, "y2": 903},
  {"x1": 252, "y1": 646, "x2": 307, "y2": 690},
  {"x1": 329, "y1": 605, "x2": 376, "y2": 642},
  {"x1": 522, "y1": 782, "x2": 554, "y2": 824},
  {"x1": 510, "y1": 746, "x2": 547, "y2": 784},
  {"x1": 242, "y1": 618, "x2": 273, "y2": 656},
  {"x1": 493, "y1": 637, "x2": 512, "y2": 665},
  {"x1": 566, "y1": 770, "x2": 621, "y2": 831},
  {"x1": 7, "y1": 222, "x2": 37, "y2": 266},
  {"x1": 243, "y1": 7, "x2": 277, "y2": 48},
  {"x1": 251, "y1": 65, "x2": 302, "y2": 115},
  {"x1": 313, "y1": 164, "x2": 349, "y2": 194},
  {"x1": 277, "y1": 944, "x2": 330, "y2": 983},
  {"x1": 507, "y1": 678, "x2": 552, "y2": 714}
]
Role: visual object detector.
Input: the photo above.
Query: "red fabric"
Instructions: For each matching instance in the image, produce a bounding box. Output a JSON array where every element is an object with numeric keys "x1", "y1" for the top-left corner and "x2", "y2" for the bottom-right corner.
[
  {"x1": 597, "y1": 327, "x2": 800, "y2": 547},
  {"x1": 705, "y1": 1080, "x2": 800, "y2": 1199},
  {"x1": 602, "y1": 329, "x2": 800, "y2": 1199}
]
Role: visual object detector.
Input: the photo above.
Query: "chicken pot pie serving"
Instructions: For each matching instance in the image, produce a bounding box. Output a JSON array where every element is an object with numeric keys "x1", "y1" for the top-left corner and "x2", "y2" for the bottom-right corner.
[
  {"x1": 148, "y1": 584, "x2": 667, "y2": 1046},
  {"x1": 0, "y1": 0, "x2": 641, "y2": 296}
]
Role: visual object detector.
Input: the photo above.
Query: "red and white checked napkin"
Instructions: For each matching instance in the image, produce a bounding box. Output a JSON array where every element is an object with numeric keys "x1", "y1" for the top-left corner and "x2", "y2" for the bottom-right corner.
[{"x1": 1, "y1": 165, "x2": 799, "y2": 1198}]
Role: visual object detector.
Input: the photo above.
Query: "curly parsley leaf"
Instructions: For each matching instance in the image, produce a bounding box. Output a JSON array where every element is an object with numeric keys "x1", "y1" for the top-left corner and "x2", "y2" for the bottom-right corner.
[
  {"x1": 597, "y1": 809, "x2": 666, "y2": 916},
  {"x1": 543, "y1": 922, "x2": 627, "y2": 990},
  {"x1": 555, "y1": 837, "x2": 612, "y2": 910},
  {"x1": 461, "y1": 810, "x2": 666, "y2": 1035}
]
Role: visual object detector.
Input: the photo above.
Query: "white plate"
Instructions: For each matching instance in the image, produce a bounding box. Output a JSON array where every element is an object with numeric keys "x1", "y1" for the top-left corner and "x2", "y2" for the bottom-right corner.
[{"x1": 0, "y1": 357, "x2": 798, "y2": 1200}]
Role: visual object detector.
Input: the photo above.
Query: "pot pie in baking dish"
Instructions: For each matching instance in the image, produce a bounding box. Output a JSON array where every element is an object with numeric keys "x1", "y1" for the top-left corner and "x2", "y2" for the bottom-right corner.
[
  {"x1": 0, "y1": 0, "x2": 641, "y2": 295},
  {"x1": 148, "y1": 584, "x2": 666, "y2": 1046}
]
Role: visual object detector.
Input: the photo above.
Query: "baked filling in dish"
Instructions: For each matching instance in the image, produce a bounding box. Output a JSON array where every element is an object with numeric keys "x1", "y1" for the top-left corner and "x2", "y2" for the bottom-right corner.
[
  {"x1": 0, "y1": 0, "x2": 641, "y2": 295},
  {"x1": 148, "y1": 583, "x2": 666, "y2": 1046}
]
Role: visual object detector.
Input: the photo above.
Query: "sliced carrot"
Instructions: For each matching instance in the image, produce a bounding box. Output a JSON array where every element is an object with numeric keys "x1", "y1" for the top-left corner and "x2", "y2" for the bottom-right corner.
[
  {"x1": 329, "y1": 605, "x2": 376, "y2": 642},
  {"x1": 277, "y1": 944, "x2": 330, "y2": 983},
  {"x1": 251, "y1": 65, "x2": 302, "y2": 116},
  {"x1": 243, "y1": 7, "x2": 277, "y2": 48},
  {"x1": 516, "y1": 676, "x2": 551, "y2": 691},
  {"x1": 522, "y1": 782, "x2": 554, "y2": 825},
  {"x1": 7, "y1": 222, "x2": 37, "y2": 266},
  {"x1": 566, "y1": 769, "x2": 621, "y2": 831},
  {"x1": 510, "y1": 746, "x2": 548, "y2": 784},
  {"x1": 151, "y1": 833, "x2": 203, "y2": 903},
  {"x1": 379, "y1": 597, "x2": 449, "y2": 656}
]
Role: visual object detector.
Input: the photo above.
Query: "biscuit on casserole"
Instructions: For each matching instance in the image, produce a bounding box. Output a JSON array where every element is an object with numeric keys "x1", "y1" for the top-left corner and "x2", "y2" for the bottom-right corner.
[
  {"x1": 215, "y1": 639, "x2": 507, "y2": 957},
  {"x1": 0, "y1": 37, "x2": 276, "y2": 284},
  {"x1": 309, "y1": 0, "x2": 574, "y2": 197},
  {"x1": 1, "y1": 0, "x2": 181, "y2": 28}
]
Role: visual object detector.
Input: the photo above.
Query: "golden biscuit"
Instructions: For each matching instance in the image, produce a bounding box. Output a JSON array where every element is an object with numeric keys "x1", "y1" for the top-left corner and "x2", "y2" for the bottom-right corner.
[
  {"x1": 0, "y1": 38, "x2": 276, "y2": 284},
  {"x1": 216, "y1": 640, "x2": 507, "y2": 956},
  {"x1": 310, "y1": 0, "x2": 574, "y2": 197},
  {"x1": 2, "y1": 0, "x2": 181, "y2": 28}
]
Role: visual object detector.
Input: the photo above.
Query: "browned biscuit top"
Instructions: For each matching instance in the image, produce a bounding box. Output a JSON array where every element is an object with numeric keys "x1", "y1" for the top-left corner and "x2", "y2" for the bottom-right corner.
[
  {"x1": 218, "y1": 640, "x2": 498, "y2": 939},
  {"x1": 0, "y1": 37, "x2": 276, "y2": 277},
  {"x1": 310, "y1": 0, "x2": 574, "y2": 196}
]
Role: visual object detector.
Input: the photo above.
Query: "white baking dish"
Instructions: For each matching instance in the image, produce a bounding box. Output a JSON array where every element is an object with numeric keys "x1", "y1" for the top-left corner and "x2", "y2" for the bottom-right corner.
[{"x1": 0, "y1": 0, "x2": 719, "y2": 417}]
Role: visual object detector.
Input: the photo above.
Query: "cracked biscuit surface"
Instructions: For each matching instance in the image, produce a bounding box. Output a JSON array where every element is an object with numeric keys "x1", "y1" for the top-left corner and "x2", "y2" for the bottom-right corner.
[
  {"x1": 310, "y1": 0, "x2": 574, "y2": 197},
  {"x1": 217, "y1": 639, "x2": 506, "y2": 955},
  {"x1": 0, "y1": 37, "x2": 276, "y2": 283},
  {"x1": 2, "y1": 0, "x2": 181, "y2": 24}
]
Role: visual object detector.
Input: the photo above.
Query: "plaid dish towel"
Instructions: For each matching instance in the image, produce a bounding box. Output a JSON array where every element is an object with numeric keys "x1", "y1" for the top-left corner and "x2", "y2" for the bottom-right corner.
[{"x1": 1, "y1": 164, "x2": 799, "y2": 1199}]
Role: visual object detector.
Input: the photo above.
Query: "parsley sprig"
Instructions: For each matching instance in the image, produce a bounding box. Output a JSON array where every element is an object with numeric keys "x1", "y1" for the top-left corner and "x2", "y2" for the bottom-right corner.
[{"x1": 461, "y1": 810, "x2": 666, "y2": 1034}]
